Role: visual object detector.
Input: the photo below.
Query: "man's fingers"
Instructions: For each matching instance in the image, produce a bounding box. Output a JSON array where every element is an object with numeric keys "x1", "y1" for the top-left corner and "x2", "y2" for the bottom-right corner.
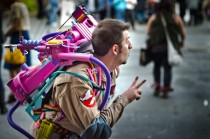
[
  {"x1": 136, "y1": 91, "x2": 142, "y2": 100},
  {"x1": 131, "y1": 76, "x2": 139, "y2": 87},
  {"x1": 136, "y1": 79, "x2": 146, "y2": 89},
  {"x1": 138, "y1": 90, "x2": 142, "y2": 95}
]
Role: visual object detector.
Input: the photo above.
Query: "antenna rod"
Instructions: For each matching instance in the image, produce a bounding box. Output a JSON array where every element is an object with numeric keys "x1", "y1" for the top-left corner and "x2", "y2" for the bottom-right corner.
[{"x1": 59, "y1": 15, "x2": 72, "y2": 30}]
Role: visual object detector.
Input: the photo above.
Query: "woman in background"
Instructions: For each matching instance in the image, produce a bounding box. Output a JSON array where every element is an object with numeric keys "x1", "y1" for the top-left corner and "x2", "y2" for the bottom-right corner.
[
  {"x1": 4, "y1": 0, "x2": 31, "y2": 103},
  {"x1": 146, "y1": 0, "x2": 185, "y2": 98}
]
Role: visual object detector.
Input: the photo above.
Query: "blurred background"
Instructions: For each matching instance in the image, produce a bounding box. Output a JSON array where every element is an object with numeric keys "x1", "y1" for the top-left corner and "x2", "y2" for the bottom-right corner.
[{"x1": 0, "y1": 0, "x2": 210, "y2": 139}]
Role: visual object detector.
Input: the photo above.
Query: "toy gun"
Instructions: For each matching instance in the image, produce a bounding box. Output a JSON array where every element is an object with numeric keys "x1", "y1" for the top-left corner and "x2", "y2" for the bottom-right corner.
[{"x1": 6, "y1": 5, "x2": 111, "y2": 139}]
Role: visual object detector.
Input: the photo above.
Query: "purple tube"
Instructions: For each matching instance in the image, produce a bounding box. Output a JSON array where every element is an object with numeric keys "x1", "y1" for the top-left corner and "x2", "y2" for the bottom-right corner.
[
  {"x1": 21, "y1": 63, "x2": 29, "y2": 71},
  {"x1": 7, "y1": 101, "x2": 34, "y2": 139},
  {"x1": 7, "y1": 55, "x2": 111, "y2": 138},
  {"x1": 42, "y1": 31, "x2": 67, "y2": 41},
  {"x1": 90, "y1": 56, "x2": 111, "y2": 111},
  {"x1": 55, "y1": 53, "x2": 111, "y2": 110}
]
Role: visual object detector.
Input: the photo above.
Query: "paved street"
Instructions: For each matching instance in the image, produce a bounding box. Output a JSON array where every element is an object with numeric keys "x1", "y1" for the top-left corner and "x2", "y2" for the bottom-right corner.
[
  {"x1": 0, "y1": 15, "x2": 210, "y2": 139},
  {"x1": 111, "y1": 21, "x2": 210, "y2": 139}
]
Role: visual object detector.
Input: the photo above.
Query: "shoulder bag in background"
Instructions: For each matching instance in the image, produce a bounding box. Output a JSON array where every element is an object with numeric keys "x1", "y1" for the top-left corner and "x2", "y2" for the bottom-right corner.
[
  {"x1": 4, "y1": 48, "x2": 25, "y2": 65},
  {"x1": 139, "y1": 41, "x2": 152, "y2": 66}
]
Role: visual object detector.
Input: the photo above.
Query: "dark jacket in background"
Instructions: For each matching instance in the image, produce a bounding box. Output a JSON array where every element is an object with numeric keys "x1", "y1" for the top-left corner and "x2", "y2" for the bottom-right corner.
[{"x1": 148, "y1": 12, "x2": 183, "y2": 55}]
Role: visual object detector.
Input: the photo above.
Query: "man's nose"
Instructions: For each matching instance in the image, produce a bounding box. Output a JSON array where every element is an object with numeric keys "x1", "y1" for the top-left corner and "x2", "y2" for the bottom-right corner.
[{"x1": 129, "y1": 42, "x2": 132, "y2": 49}]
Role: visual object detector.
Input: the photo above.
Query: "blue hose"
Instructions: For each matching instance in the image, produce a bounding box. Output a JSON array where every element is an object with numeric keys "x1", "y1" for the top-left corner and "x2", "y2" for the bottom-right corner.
[
  {"x1": 7, "y1": 55, "x2": 111, "y2": 138},
  {"x1": 7, "y1": 101, "x2": 34, "y2": 139}
]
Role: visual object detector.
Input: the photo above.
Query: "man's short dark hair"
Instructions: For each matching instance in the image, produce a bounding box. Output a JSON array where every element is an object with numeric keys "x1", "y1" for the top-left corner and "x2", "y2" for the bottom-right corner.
[{"x1": 92, "y1": 19, "x2": 130, "y2": 56}]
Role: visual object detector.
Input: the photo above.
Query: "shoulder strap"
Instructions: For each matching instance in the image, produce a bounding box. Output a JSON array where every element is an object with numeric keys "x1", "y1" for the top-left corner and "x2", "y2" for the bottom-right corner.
[
  {"x1": 160, "y1": 14, "x2": 170, "y2": 41},
  {"x1": 52, "y1": 70, "x2": 104, "y2": 91},
  {"x1": 25, "y1": 66, "x2": 104, "y2": 121}
]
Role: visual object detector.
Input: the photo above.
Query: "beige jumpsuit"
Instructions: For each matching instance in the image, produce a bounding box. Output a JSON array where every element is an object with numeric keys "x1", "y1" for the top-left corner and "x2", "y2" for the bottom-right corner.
[{"x1": 32, "y1": 63, "x2": 129, "y2": 137}]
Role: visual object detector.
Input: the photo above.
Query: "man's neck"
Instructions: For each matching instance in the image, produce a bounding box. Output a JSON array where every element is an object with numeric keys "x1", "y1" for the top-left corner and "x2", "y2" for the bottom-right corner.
[{"x1": 93, "y1": 55, "x2": 117, "y2": 72}]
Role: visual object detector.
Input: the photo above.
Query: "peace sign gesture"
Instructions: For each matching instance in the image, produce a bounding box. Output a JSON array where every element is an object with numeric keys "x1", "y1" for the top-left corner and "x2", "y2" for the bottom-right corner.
[{"x1": 122, "y1": 76, "x2": 146, "y2": 103}]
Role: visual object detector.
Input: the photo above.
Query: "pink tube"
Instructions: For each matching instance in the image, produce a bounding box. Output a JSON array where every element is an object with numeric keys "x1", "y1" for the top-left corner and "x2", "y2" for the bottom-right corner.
[{"x1": 55, "y1": 53, "x2": 91, "y2": 62}]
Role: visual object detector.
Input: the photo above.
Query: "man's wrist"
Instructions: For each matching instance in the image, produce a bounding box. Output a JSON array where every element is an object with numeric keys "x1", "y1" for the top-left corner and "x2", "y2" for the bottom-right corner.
[{"x1": 117, "y1": 95, "x2": 130, "y2": 106}]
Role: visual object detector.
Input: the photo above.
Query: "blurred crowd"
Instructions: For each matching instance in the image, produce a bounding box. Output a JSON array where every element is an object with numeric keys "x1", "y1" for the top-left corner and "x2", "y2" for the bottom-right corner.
[
  {"x1": 1, "y1": 0, "x2": 210, "y2": 28},
  {"x1": 0, "y1": 0, "x2": 210, "y2": 114},
  {"x1": 73, "y1": 0, "x2": 210, "y2": 26}
]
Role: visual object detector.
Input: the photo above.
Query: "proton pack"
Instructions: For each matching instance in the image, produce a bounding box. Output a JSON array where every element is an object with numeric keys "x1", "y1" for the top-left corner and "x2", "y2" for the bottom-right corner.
[{"x1": 5, "y1": 5, "x2": 111, "y2": 139}]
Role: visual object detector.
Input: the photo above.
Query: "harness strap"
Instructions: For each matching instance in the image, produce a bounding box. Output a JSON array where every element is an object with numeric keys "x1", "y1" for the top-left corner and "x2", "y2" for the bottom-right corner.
[
  {"x1": 51, "y1": 70, "x2": 104, "y2": 91},
  {"x1": 34, "y1": 64, "x2": 107, "y2": 138},
  {"x1": 33, "y1": 104, "x2": 62, "y2": 115}
]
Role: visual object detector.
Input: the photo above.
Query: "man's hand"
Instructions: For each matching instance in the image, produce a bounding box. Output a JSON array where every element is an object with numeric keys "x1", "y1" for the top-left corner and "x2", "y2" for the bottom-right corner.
[{"x1": 122, "y1": 76, "x2": 146, "y2": 103}]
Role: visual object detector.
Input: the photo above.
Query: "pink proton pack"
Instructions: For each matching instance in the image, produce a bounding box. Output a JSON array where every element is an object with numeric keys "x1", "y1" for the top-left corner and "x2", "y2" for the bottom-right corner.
[
  {"x1": 7, "y1": 5, "x2": 98, "y2": 103},
  {"x1": 5, "y1": 5, "x2": 111, "y2": 139}
]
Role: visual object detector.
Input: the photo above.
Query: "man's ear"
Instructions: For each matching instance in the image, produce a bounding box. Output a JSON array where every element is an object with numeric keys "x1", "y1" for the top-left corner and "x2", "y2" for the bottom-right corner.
[{"x1": 112, "y1": 44, "x2": 119, "y2": 55}]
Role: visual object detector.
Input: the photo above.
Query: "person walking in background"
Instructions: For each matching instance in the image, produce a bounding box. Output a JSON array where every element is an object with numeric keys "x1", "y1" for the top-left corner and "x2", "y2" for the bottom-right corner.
[
  {"x1": 97, "y1": 0, "x2": 109, "y2": 20},
  {"x1": 187, "y1": 0, "x2": 200, "y2": 26},
  {"x1": 146, "y1": 0, "x2": 185, "y2": 98},
  {"x1": 125, "y1": 0, "x2": 138, "y2": 30},
  {"x1": 135, "y1": 0, "x2": 147, "y2": 24},
  {"x1": 0, "y1": 5, "x2": 7, "y2": 114},
  {"x1": 176, "y1": 0, "x2": 187, "y2": 23},
  {"x1": 36, "y1": 0, "x2": 48, "y2": 19},
  {"x1": 108, "y1": 0, "x2": 116, "y2": 18},
  {"x1": 113, "y1": 0, "x2": 126, "y2": 21},
  {"x1": 4, "y1": 0, "x2": 31, "y2": 104},
  {"x1": 47, "y1": 0, "x2": 59, "y2": 27}
]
